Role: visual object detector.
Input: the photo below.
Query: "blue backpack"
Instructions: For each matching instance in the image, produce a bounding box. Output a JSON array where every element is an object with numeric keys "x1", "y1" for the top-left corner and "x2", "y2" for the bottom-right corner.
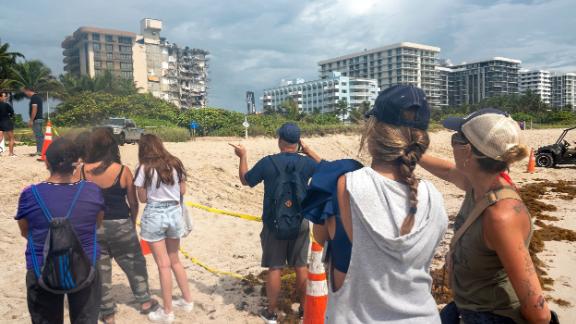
[
  {"x1": 267, "y1": 156, "x2": 308, "y2": 240},
  {"x1": 28, "y1": 181, "x2": 98, "y2": 294}
]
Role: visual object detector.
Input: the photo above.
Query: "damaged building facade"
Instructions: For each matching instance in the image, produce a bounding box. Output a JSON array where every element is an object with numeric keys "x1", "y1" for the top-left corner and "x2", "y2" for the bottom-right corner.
[{"x1": 133, "y1": 18, "x2": 209, "y2": 109}]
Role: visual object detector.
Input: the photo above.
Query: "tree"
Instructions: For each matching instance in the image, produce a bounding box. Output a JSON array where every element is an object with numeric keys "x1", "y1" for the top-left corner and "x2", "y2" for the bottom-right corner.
[
  {"x1": 10, "y1": 60, "x2": 62, "y2": 99},
  {"x1": 0, "y1": 41, "x2": 24, "y2": 89},
  {"x1": 349, "y1": 101, "x2": 371, "y2": 123},
  {"x1": 335, "y1": 99, "x2": 350, "y2": 121},
  {"x1": 280, "y1": 97, "x2": 301, "y2": 120},
  {"x1": 58, "y1": 70, "x2": 138, "y2": 98}
]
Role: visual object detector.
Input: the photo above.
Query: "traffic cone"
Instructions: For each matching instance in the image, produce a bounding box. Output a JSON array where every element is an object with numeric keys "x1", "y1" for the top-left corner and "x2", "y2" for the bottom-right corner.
[
  {"x1": 37, "y1": 120, "x2": 53, "y2": 161},
  {"x1": 527, "y1": 148, "x2": 536, "y2": 173},
  {"x1": 303, "y1": 241, "x2": 328, "y2": 324},
  {"x1": 140, "y1": 239, "x2": 152, "y2": 255}
]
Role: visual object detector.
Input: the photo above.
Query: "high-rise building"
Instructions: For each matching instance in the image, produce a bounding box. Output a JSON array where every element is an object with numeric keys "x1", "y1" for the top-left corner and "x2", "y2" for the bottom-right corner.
[
  {"x1": 551, "y1": 73, "x2": 576, "y2": 110},
  {"x1": 263, "y1": 72, "x2": 379, "y2": 114},
  {"x1": 435, "y1": 66, "x2": 452, "y2": 108},
  {"x1": 519, "y1": 69, "x2": 551, "y2": 104},
  {"x1": 63, "y1": 19, "x2": 209, "y2": 109},
  {"x1": 62, "y1": 27, "x2": 136, "y2": 79},
  {"x1": 246, "y1": 91, "x2": 256, "y2": 114},
  {"x1": 133, "y1": 18, "x2": 209, "y2": 109},
  {"x1": 446, "y1": 57, "x2": 521, "y2": 106},
  {"x1": 318, "y1": 42, "x2": 441, "y2": 107}
]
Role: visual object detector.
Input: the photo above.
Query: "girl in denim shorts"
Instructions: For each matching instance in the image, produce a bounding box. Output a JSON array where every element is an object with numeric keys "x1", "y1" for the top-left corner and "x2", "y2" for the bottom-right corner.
[{"x1": 134, "y1": 134, "x2": 193, "y2": 323}]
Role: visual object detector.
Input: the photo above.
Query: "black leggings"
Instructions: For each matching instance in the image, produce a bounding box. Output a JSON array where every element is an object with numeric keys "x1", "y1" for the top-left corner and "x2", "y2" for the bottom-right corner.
[{"x1": 26, "y1": 270, "x2": 101, "y2": 324}]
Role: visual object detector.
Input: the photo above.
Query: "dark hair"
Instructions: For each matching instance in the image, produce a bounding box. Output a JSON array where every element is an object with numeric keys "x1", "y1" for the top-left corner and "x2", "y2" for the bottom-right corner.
[
  {"x1": 85, "y1": 127, "x2": 121, "y2": 175},
  {"x1": 46, "y1": 138, "x2": 79, "y2": 175},
  {"x1": 74, "y1": 131, "x2": 92, "y2": 161},
  {"x1": 471, "y1": 146, "x2": 509, "y2": 173},
  {"x1": 137, "y1": 134, "x2": 186, "y2": 188}
]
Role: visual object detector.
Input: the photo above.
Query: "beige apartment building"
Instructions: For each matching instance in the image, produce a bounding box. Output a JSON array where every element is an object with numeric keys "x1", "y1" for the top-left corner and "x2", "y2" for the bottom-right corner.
[{"x1": 62, "y1": 27, "x2": 136, "y2": 79}]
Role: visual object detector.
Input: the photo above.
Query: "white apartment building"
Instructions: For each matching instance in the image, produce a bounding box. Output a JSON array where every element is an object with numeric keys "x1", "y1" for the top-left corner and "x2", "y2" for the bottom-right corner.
[
  {"x1": 318, "y1": 42, "x2": 441, "y2": 108},
  {"x1": 551, "y1": 73, "x2": 576, "y2": 110},
  {"x1": 519, "y1": 69, "x2": 551, "y2": 104},
  {"x1": 263, "y1": 72, "x2": 379, "y2": 114}
]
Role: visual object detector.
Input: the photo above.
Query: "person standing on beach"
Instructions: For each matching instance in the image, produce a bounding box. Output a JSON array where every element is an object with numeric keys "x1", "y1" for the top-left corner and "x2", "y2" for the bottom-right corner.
[
  {"x1": 309, "y1": 85, "x2": 448, "y2": 323},
  {"x1": 230, "y1": 122, "x2": 322, "y2": 324},
  {"x1": 419, "y1": 109, "x2": 551, "y2": 323},
  {"x1": 134, "y1": 134, "x2": 193, "y2": 323},
  {"x1": 0, "y1": 91, "x2": 16, "y2": 156},
  {"x1": 77, "y1": 128, "x2": 158, "y2": 324},
  {"x1": 23, "y1": 87, "x2": 44, "y2": 156}
]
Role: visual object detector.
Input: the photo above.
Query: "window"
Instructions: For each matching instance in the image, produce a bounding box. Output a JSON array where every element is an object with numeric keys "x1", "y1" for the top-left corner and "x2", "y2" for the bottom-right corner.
[
  {"x1": 106, "y1": 44, "x2": 113, "y2": 52},
  {"x1": 92, "y1": 33, "x2": 100, "y2": 41},
  {"x1": 94, "y1": 61, "x2": 102, "y2": 68},
  {"x1": 120, "y1": 54, "x2": 131, "y2": 61},
  {"x1": 118, "y1": 36, "x2": 132, "y2": 44},
  {"x1": 93, "y1": 43, "x2": 101, "y2": 51},
  {"x1": 107, "y1": 62, "x2": 114, "y2": 69},
  {"x1": 120, "y1": 62, "x2": 132, "y2": 70},
  {"x1": 107, "y1": 53, "x2": 113, "y2": 60},
  {"x1": 105, "y1": 35, "x2": 114, "y2": 42},
  {"x1": 119, "y1": 46, "x2": 131, "y2": 53}
]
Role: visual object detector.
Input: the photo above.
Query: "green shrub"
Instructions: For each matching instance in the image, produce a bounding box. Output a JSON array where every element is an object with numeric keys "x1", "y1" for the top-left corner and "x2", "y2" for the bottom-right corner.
[{"x1": 145, "y1": 127, "x2": 190, "y2": 142}]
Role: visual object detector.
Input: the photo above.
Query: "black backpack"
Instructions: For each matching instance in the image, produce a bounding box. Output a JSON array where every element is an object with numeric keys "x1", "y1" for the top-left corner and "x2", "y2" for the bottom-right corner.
[
  {"x1": 28, "y1": 181, "x2": 98, "y2": 294},
  {"x1": 267, "y1": 156, "x2": 308, "y2": 240}
]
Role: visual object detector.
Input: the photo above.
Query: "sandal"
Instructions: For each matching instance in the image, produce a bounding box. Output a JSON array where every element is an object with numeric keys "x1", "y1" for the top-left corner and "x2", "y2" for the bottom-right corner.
[{"x1": 140, "y1": 298, "x2": 160, "y2": 315}]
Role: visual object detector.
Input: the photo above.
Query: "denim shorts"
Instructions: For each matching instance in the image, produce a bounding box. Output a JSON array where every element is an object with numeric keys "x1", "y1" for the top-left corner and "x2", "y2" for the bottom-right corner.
[{"x1": 140, "y1": 201, "x2": 184, "y2": 242}]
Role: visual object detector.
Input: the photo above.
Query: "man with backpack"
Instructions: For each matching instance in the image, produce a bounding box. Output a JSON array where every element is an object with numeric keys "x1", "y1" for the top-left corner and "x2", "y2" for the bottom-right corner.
[{"x1": 230, "y1": 122, "x2": 321, "y2": 324}]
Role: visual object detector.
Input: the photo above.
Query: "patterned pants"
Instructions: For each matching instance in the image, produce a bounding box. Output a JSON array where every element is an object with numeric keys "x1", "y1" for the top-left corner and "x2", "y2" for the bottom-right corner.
[{"x1": 98, "y1": 219, "x2": 151, "y2": 317}]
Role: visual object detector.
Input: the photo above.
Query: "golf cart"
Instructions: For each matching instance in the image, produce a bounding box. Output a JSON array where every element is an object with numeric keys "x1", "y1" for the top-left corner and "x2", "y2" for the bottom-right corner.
[{"x1": 535, "y1": 126, "x2": 576, "y2": 168}]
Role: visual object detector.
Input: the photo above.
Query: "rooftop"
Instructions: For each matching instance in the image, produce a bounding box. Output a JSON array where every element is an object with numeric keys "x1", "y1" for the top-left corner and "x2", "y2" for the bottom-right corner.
[{"x1": 318, "y1": 42, "x2": 441, "y2": 65}]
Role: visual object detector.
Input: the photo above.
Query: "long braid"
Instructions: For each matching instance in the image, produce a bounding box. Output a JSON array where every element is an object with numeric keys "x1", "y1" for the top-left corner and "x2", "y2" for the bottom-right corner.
[{"x1": 363, "y1": 118, "x2": 430, "y2": 235}]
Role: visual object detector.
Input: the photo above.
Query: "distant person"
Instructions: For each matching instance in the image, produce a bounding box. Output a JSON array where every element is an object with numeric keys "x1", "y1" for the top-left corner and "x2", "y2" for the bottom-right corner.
[
  {"x1": 15, "y1": 137, "x2": 105, "y2": 323},
  {"x1": 0, "y1": 91, "x2": 16, "y2": 156},
  {"x1": 308, "y1": 85, "x2": 448, "y2": 323},
  {"x1": 230, "y1": 123, "x2": 322, "y2": 323},
  {"x1": 419, "y1": 108, "x2": 551, "y2": 323},
  {"x1": 77, "y1": 128, "x2": 158, "y2": 324},
  {"x1": 23, "y1": 87, "x2": 44, "y2": 156},
  {"x1": 134, "y1": 134, "x2": 193, "y2": 323}
]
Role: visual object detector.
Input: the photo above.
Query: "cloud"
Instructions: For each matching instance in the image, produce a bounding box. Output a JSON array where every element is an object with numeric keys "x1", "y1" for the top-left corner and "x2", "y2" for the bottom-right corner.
[{"x1": 1, "y1": 0, "x2": 574, "y2": 112}]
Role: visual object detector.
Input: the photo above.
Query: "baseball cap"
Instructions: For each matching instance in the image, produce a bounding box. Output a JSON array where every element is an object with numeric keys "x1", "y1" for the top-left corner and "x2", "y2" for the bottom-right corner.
[
  {"x1": 443, "y1": 108, "x2": 524, "y2": 161},
  {"x1": 277, "y1": 122, "x2": 301, "y2": 144},
  {"x1": 365, "y1": 85, "x2": 430, "y2": 130}
]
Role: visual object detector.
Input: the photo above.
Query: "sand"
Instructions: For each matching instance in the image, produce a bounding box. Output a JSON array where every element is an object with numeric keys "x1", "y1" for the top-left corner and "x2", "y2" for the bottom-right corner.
[{"x1": 0, "y1": 129, "x2": 574, "y2": 323}]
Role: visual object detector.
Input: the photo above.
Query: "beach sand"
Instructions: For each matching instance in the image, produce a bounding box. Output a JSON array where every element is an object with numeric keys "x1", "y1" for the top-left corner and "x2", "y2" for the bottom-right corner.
[{"x1": 0, "y1": 129, "x2": 574, "y2": 323}]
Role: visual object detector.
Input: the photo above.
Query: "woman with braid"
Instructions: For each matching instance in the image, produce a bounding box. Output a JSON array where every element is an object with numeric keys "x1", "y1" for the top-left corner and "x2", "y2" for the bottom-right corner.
[{"x1": 306, "y1": 85, "x2": 447, "y2": 323}]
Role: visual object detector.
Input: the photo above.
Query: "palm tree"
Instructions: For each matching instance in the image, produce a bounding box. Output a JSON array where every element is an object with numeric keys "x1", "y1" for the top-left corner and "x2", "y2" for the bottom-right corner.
[
  {"x1": 0, "y1": 42, "x2": 24, "y2": 89},
  {"x1": 10, "y1": 60, "x2": 62, "y2": 99}
]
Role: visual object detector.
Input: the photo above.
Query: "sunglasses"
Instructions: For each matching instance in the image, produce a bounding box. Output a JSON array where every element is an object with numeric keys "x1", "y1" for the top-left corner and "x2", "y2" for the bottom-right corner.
[{"x1": 451, "y1": 132, "x2": 469, "y2": 146}]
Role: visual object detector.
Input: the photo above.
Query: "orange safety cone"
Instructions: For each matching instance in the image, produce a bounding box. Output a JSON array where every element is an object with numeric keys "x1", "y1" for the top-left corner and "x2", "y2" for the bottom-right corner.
[
  {"x1": 527, "y1": 148, "x2": 536, "y2": 173},
  {"x1": 140, "y1": 239, "x2": 152, "y2": 255},
  {"x1": 37, "y1": 120, "x2": 53, "y2": 162},
  {"x1": 303, "y1": 241, "x2": 328, "y2": 324}
]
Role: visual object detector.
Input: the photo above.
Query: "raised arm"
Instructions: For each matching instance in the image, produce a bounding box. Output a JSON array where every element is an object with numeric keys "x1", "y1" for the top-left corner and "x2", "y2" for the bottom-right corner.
[
  {"x1": 483, "y1": 201, "x2": 551, "y2": 324},
  {"x1": 418, "y1": 154, "x2": 470, "y2": 191},
  {"x1": 230, "y1": 143, "x2": 249, "y2": 186},
  {"x1": 299, "y1": 139, "x2": 322, "y2": 163}
]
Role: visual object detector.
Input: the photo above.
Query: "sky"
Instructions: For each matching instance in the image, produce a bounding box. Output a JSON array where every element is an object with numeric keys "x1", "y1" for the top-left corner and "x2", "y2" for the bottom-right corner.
[{"x1": 1, "y1": 0, "x2": 576, "y2": 114}]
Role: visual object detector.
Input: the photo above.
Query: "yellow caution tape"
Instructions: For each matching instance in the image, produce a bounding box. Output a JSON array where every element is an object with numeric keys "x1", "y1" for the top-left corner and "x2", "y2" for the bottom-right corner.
[
  {"x1": 185, "y1": 201, "x2": 262, "y2": 222},
  {"x1": 52, "y1": 127, "x2": 59, "y2": 137},
  {"x1": 178, "y1": 248, "x2": 246, "y2": 280}
]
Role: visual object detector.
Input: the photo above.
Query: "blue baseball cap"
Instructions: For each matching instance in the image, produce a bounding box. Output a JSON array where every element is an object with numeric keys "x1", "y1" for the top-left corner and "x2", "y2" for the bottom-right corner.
[
  {"x1": 277, "y1": 122, "x2": 301, "y2": 144},
  {"x1": 365, "y1": 85, "x2": 430, "y2": 130},
  {"x1": 443, "y1": 108, "x2": 509, "y2": 132}
]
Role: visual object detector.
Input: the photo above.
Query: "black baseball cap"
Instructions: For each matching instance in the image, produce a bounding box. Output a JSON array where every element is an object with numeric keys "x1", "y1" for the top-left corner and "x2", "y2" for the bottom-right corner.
[
  {"x1": 277, "y1": 122, "x2": 301, "y2": 144},
  {"x1": 442, "y1": 108, "x2": 509, "y2": 132},
  {"x1": 365, "y1": 85, "x2": 430, "y2": 130}
]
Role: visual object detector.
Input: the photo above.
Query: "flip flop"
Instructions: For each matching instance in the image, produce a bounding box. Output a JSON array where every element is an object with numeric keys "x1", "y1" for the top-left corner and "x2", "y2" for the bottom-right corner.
[{"x1": 140, "y1": 298, "x2": 160, "y2": 315}]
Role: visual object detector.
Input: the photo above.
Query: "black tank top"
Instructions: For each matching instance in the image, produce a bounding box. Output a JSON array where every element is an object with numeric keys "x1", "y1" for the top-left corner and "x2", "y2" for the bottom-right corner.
[{"x1": 82, "y1": 165, "x2": 131, "y2": 220}]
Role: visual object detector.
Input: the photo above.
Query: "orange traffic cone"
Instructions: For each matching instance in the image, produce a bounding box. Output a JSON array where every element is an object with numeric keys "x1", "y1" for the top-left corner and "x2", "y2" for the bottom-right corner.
[
  {"x1": 37, "y1": 120, "x2": 53, "y2": 161},
  {"x1": 303, "y1": 241, "x2": 328, "y2": 324},
  {"x1": 527, "y1": 148, "x2": 536, "y2": 173},
  {"x1": 140, "y1": 239, "x2": 152, "y2": 255}
]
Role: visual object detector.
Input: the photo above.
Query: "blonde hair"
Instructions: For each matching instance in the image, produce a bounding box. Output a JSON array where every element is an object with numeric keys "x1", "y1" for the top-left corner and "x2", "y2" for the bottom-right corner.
[
  {"x1": 472, "y1": 143, "x2": 529, "y2": 173},
  {"x1": 359, "y1": 117, "x2": 430, "y2": 235}
]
